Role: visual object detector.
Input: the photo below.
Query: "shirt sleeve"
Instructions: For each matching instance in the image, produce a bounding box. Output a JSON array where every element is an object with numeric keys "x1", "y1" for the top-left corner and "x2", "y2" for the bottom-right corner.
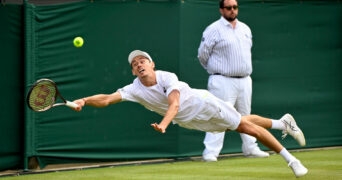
[
  {"x1": 197, "y1": 25, "x2": 218, "y2": 69},
  {"x1": 158, "y1": 71, "x2": 181, "y2": 97},
  {"x1": 117, "y1": 83, "x2": 138, "y2": 102}
]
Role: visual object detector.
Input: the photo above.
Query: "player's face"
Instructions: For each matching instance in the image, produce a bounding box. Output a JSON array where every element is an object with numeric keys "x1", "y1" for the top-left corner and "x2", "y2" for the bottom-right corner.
[
  {"x1": 131, "y1": 55, "x2": 155, "y2": 77},
  {"x1": 220, "y1": 0, "x2": 238, "y2": 22}
]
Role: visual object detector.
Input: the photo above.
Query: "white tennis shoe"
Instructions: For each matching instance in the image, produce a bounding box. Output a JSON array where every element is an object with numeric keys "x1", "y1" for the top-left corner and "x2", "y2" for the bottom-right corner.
[
  {"x1": 280, "y1": 114, "x2": 306, "y2": 146},
  {"x1": 288, "y1": 159, "x2": 308, "y2": 177},
  {"x1": 244, "y1": 147, "x2": 270, "y2": 158},
  {"x1": 203, "y1": 154, "x2": 217, "y2": 162}
]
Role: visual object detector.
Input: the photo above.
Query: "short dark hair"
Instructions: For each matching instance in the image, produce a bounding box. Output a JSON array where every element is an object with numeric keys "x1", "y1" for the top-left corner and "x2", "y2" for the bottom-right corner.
[{"x1": 219, "y1": 0, "x2": 238, "y2": 8}]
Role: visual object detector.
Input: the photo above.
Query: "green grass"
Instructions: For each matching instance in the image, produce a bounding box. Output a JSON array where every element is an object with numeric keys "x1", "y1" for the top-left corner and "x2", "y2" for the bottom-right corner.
[{"x1": 2, "y1": 148, "x2": 342, "y2": 180}]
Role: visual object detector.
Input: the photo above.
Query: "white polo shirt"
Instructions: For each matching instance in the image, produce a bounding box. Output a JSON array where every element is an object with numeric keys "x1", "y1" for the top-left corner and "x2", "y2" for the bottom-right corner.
[{"x1": 118, "y1": 70, "x2": 241, "y2": 132}]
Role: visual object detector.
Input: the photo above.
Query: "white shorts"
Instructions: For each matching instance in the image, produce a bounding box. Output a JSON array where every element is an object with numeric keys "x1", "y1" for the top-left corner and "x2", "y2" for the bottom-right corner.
[{"x1": 175, "y1": 91, "x2": 241, "y2": 133}]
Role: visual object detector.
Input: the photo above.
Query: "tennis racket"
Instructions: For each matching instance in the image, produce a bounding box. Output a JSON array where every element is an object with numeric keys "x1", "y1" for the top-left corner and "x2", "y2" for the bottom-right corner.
[{"x1": 27, "y1": 78, "x2": 78, "y2": 112}]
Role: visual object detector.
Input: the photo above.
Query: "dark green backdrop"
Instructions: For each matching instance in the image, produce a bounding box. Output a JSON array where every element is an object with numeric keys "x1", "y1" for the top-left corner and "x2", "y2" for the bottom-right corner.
[
  {"x1": 0, "y1": 4, "x2": 24, "y2": 171},
  {"x1": 0, "y1": 0, "x2": 341, "y2": 171}
]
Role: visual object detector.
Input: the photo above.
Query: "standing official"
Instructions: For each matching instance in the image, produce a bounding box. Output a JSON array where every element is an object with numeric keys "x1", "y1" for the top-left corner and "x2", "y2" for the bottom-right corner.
[{"x1": 198, "y1": 0, "x2": 269, "y2": 161}]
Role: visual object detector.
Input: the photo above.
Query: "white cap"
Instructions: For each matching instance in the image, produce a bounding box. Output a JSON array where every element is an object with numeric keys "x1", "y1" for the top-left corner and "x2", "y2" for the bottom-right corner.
[{"x1": 128, "y1": 50, "x2": 153, "y2": 64}]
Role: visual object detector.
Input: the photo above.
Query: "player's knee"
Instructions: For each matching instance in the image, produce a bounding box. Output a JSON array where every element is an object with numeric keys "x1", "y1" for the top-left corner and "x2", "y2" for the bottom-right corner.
[
  {"x1": 236, "y1": 119, "x2": 249, "y2": 133},
  {"x1": 243, "y1": 114, "x2": 259, "y2": 123},
  {"x1": 236, "y1": 119, "x2": 260, "y2": 138}
]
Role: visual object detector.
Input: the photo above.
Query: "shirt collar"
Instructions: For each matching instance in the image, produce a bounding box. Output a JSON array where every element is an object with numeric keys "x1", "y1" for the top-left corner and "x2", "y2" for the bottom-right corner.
[{"x1": 220, "y1": 16, "x2": 239, "y2": 28}]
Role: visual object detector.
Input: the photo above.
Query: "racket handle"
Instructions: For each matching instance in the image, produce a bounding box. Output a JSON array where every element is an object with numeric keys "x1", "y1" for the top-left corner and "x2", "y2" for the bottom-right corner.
[{"x1": 65, "y1": 101, "x2": 79, "y2": 109}]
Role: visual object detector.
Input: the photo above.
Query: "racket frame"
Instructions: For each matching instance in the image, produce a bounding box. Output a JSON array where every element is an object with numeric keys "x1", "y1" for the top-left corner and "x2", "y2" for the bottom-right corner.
[{"x1": 27, "y1": 78, "x2": 77, "y2": 112}]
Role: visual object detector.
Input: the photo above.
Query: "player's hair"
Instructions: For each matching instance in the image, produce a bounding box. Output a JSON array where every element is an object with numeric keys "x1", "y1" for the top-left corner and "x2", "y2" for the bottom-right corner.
[{"x1": 219, "y1": 0, "x2": 238, "y2": 8}]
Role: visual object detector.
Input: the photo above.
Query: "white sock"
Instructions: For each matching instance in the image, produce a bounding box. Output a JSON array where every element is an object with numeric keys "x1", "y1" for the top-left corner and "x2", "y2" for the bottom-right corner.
[
  {"x1": 271, "y1": 119, "x2": 285, "y2": 130},
  {"x1": 279, "y1": 148, "x2": 296, "y2": 163}
]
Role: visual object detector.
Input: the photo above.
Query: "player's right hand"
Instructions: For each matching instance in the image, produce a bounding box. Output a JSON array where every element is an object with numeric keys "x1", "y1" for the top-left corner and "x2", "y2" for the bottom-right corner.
[{"x1": 73, "y1": 99, "x2": 85, "y2": 111}]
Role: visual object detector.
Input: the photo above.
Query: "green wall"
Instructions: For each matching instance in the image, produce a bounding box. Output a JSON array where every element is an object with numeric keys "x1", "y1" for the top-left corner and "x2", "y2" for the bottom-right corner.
[
  {"x1": 0, "y1": 4, "x2": 24, "y2": 171},
  {"x1": 0, "y1": 0, "x2": 341, "y2": 171}
]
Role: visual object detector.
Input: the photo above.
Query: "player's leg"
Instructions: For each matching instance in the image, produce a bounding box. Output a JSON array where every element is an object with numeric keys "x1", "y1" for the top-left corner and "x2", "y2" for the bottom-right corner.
[
  {"x1": 243, "y1": 114, "x2": 306, "y2": 146},
  {"x1": 236, "y1": 119, "x2": 282, "y2": 152},
  {"x1": 235, "y1": 118, "x2": 308, "y2": 177}
]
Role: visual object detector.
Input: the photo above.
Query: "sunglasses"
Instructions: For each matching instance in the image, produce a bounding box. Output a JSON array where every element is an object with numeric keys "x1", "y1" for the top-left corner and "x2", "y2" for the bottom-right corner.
[{"x1": 223, "y1": 5, "x2": 238, "y2": 10}]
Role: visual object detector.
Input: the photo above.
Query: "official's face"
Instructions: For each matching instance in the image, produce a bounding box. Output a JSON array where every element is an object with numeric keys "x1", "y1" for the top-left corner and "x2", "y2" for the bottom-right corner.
[{"x1": 220, "y1": 0, "x2": 239, "y2": 22}]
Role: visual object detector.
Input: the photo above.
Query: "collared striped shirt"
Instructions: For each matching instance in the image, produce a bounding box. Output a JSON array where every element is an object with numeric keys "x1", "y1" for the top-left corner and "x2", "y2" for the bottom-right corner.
[{"x1": 198, "y1": 16, "x2": 253, "y2": 77}]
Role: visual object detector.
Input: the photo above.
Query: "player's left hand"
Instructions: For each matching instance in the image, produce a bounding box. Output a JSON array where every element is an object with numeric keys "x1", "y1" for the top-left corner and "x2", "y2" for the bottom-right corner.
[{"x1": 151, "y1": 123, "x2": 166, "y2": 133}]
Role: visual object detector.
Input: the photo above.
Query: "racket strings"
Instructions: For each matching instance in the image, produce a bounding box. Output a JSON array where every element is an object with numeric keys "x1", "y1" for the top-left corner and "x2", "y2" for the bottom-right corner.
[{"x1": 28, "y1": 81, "x2": 57, "y2": 111}]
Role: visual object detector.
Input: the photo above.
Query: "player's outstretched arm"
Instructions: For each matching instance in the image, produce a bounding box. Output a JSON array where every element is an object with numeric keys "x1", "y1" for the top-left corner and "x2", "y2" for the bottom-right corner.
[
  {"x1": 73, "y1": 92, "x2": 122, "y2": 111},
  {"x1": 151, "y1": 90, "x2": 180, "y2": 133}
]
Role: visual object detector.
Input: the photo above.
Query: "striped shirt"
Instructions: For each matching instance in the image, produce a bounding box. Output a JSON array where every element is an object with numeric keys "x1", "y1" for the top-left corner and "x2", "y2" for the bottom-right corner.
[{"x1": 198, "y1": 16, "x2": 253, "y2": 77}]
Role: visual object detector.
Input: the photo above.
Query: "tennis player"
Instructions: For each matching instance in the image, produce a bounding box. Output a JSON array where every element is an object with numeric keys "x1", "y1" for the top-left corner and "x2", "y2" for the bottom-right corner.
[{"x1": 73, "y1": 50, "x2": 308, "y2": 177}]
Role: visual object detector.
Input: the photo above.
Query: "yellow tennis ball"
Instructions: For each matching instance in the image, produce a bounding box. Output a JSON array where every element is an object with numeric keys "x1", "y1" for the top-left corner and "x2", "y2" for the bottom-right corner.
[{"x1": 73, "y1": 37, "x2": 84, "y2": 48}]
